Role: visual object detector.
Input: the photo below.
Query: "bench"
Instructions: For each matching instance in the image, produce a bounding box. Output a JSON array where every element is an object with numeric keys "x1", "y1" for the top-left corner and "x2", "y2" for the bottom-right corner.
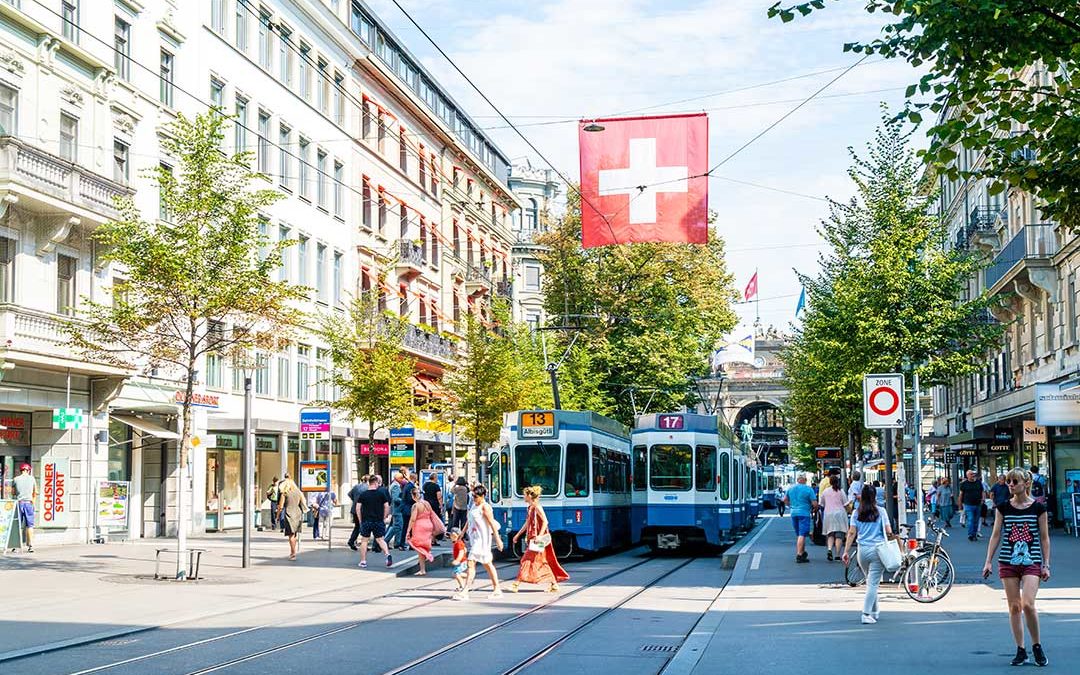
[{"x1": 154, "y1": 547, "x2": 208, "y2": 580}]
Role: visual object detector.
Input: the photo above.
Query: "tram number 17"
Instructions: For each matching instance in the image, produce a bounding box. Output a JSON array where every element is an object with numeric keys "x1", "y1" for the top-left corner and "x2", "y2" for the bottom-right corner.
[{"x1": 658, "y1": 415, "x2": 684, "y2": 430}]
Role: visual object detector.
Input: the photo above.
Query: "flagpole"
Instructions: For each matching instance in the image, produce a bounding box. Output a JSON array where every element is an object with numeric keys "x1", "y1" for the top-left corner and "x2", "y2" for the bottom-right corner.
[{"x1": 754, "y1": 267, "x2": 760, "y2": 333}]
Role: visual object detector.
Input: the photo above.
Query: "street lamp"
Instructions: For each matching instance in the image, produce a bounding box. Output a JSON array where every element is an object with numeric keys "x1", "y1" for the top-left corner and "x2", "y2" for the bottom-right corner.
[
  {"x1": 241, "y1": 361, "x2": 255, "y2": 569},
  {"x1": 582, "y1": 122, "x2": 605, "y2": 132}
]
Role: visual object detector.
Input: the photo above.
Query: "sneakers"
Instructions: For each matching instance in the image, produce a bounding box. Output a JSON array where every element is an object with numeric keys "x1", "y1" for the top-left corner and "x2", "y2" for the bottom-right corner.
[
  {"x1": 386, "y1": 554, "x2": 393, "y2": 568},
  {"x1": 827, "y1": 551, "x2": 834, "y2": 561},
  {"x1": 1032, "y1": 643, "x2": 1047, "y2": 667},
  {"x1": 359, "y1": 560, "x2": 368, "y2": 569},
  {"x1": 489, "y1": 590, "x2": 504, "y2": 599},
  {"x1": 1011, "y1": 647, "x2": 1028, "y2": 666},
  {"x1": 348, "y1": 542, "x2": 358, "y2": 551},
  {"x1": 451, "y1": 591, "x2": 469, "y2": 601},
  {"x1": 795, "y1": 552, "x2": 809, "y2": 563},
  {"x1": 861, "y1": 614, "x2": 877, "y2": 624}
]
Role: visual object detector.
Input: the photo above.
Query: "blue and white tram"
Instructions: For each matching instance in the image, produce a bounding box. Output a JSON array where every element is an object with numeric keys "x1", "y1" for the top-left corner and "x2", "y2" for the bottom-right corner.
[
  {"x1": 632, "y1": 413, "x2": 742, "y2": 551},
  {"x1": 747, "y1": 463, "x2": 762, "y2": 522},
  {"x1": 487, "y1": 410, "x2": 632, "y2": 559}
]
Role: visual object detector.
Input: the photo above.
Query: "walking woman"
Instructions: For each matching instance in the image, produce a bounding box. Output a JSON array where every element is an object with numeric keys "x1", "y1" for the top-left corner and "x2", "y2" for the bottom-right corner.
[
  {"x1": 821, "y1": 474, "x2": 848, "y2": 562},
  {"x1": 841, "y1": 483, "x2": 897, "y2": 625},
  {"x1": 450, "y1": 476, "x2": 470, "y2": 531},
  {"x1": 982, "y1": 467, "x2": 1051, "y2": 667},
  {"x1": 936, "y1": 477, "x2": 955, "y2": 527},
  {"x1": 455, "y1": 484, "x2": 504, "y2": 600},
  {"x1": 276, "y1": 474, "x2": 306, "y2": 561},
  {"x1": 406, "y1": 486, "x2": 443, "y2": 575},
  {"x1": 508, "y1": 486, "x2": 569, "y2": 593}
]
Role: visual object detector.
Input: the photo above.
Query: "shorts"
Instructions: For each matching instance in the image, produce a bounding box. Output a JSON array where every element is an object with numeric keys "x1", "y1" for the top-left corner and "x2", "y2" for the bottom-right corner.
[
  {"x1": 359, "y1": 520, "x2": 386, "y2": 539},
  {"x1": 452, "y1": 562, "x2": 468, "y2": 576},
  {"x1": 999, "y1": 563, "x2": 1042, "y2": 579},
  {"x1": 17, "y1": 501, "x2": 34, "y2": 528},
  {"x1": 791, "y1": 515, "x2": 812, "y2": 537}
]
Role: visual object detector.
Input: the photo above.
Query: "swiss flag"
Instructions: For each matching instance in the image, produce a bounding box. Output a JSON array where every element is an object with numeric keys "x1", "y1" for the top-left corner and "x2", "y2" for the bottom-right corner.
[
  {"x1": 744, "y1": 272, "x2": 758, "y2": 302},
  {"x1": 579, "y1": 113, "x2": 708, "y2": 248}
]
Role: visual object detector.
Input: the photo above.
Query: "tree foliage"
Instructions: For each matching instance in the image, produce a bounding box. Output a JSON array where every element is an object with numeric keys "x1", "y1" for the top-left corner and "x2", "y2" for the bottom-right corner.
[
  {"x1": 782, "y1": 115, "x2": 1003, "y2": 448},
  {"x1": 538, "y1": 195, "x2": 738, "y2": 425},
  {"x1": 768, "y1": 0, "x2": 1080, "y2": 229}
]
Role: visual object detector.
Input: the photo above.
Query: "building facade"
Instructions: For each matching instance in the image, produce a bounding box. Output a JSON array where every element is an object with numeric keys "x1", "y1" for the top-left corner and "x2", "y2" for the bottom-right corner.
[
  {"x1": 507, "y1": 160, "x2": 561, "y2": 329},
  {"x1": 930, "y1": 63, "x2": 1080, "y2": 526}
]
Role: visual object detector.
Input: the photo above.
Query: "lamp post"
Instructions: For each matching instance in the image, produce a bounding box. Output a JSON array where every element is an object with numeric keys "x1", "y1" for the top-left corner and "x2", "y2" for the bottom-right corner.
[{"x1": 242, "y1": 366, "x2": 254, "y2": 569}]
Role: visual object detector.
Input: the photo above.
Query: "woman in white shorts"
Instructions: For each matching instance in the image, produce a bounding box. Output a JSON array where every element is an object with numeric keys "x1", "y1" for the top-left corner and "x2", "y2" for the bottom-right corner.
[{"x1": 456, "y1": 484, "x2": 504, "y2": 600}]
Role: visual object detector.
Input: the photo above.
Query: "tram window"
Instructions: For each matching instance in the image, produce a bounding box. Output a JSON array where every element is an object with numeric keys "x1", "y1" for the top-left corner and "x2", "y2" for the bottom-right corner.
[
  {"x1": 501, "y1": 449, "x2": 510, "y2": 500},
  {"x1": 488, "y1": 451, "x2": 502, "y2": 503},
  {"x1": 592, "y1": 447, "x2": 607, "y2": 493},
  {"x1": 695, "y1": 445, "x2": 717, "y2": 491},
  {"x1": 616, "y1": 453, "x2": 629, "y2": 493},
  {"x1": 514, "y1": 443, "x2": 561, "y2": 497},
  {"x1": 650, "y1": 444, "x2": 692, "y2": 491},
  {"x1": 719, "y1": 452, "x2": 730, "y2": 500},
  {"x1": 633, "y1": 445, "x2": 647, "y2": 490},
  {"x1": 564, "y1": 443, "x2": 590, "y2": 497}
]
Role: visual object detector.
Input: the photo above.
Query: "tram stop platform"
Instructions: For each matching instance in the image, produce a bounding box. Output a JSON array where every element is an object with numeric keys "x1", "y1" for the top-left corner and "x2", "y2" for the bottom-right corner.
[{"x1": 664, "y1": 514, "x2": 1080, "y2": 675}]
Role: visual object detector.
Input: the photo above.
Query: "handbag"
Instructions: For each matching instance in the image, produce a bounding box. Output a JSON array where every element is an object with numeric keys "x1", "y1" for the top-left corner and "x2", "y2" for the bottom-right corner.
[
  {"x1": 529, "y1": 532, "x2": 552, "y2": 553},
  {"x1": 429, "y1": 509, "x2": 446, "y2": 537},
  {"x1": 874, "y1": 512, "x2": 903, "y2": 571}
]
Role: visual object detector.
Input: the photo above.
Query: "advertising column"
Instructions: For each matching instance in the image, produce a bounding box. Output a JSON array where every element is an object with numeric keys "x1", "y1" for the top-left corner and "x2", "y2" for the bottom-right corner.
[{"x1": 389, "y1": 428, "x2": 416, "y2": 476}]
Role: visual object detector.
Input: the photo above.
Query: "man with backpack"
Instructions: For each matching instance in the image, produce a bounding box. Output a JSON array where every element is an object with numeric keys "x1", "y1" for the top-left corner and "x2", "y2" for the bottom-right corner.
[
  {"x1": 1031, "y1": 465, "x2": 1047, "y2": 505},
  {"x1": 346, "y1": 475, "x2": 369, "y2": 551}
]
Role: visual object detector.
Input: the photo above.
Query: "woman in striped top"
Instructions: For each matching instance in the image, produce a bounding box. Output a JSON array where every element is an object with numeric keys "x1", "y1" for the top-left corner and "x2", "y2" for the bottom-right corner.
[{"x1": 982, "y1": 467, "x2": 1051, "y2": 667}]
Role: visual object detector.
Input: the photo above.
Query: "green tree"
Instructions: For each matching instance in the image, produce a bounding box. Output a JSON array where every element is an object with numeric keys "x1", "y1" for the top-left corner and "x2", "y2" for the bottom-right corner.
[
  {"x1": 768, "y1": 0, "x2": 1080, "y2": 229},
  {"x1": 68, "y1": 112, "x2": 305, "y2": 577},
  {"x1": 318, "y1": 290, "x2": 416, "y2": 478},
  {"x1": 538, "y1": 194, "x2": 738, "y2": 425},
  {"x1": 782, "y1": 115, "x2": 1003, "y2": 456}
]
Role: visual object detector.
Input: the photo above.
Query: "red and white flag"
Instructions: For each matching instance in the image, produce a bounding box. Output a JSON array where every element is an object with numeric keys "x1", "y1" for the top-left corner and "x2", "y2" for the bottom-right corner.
[
  {"x1": 743, "y1": 272, "x2": 758, "y2": 302},
  {"x1": 578, "y1": 113, "x2": 708, "y2": 248}
]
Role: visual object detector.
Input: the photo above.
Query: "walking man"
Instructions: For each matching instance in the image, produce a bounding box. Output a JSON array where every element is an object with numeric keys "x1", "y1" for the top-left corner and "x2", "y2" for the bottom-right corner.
[
  {"x1": 785, "y1": 474, "x2": 818, "y2": 563},
  {"x1": 959, "y1": 470, "x2": 987, "y2": 541},
  {"x1": 990, "y1": 473, "x2": 1010, "y2": 510},
  {"x1": 355, "y1": 475, "x2": 393, "y2": 569},
  {"x1": 13, "y1": 463, "x2": 35, "y2": 553},
  {"x1": 265, "y1": 477, "x2": 281, "y2": 532},
  {"x1": 346, "y1": 475, "x2": 368, "y2": 551},
  {"x1": 422, "y1": 472, "x2": 444, "y2": 545}
]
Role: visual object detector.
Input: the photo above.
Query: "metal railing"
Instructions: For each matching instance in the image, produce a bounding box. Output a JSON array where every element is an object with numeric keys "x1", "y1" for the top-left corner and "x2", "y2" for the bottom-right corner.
[
  {"x1": 403, "y1": 323, "x2": 455, "y2": 360},
  {"x1": 984, "y1": 224, "x2": 1058, "y2": 290},
  {"x1": 397, "y1": 239, "x2": 427, "y2": 267}
]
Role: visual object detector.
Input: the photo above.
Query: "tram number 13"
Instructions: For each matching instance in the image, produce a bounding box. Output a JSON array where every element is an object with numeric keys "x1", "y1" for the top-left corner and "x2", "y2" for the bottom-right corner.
[{"x1": 521, "y1": 411, "x2": 555, "y2": 437}]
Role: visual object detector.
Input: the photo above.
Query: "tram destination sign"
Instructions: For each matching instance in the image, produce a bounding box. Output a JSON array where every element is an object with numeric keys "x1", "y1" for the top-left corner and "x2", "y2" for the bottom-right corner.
[{"x1": 519, "y1": 411, "x2": 555, "y2": 438}]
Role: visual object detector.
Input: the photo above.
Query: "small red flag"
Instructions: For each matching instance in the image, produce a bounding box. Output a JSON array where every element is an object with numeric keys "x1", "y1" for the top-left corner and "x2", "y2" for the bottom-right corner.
[
  {"x1": 578, "y1": 113, "x2": 708, "y2": 248},
  {"x1": 744, "y1": 272, "x2": 758, "y2": 302}
]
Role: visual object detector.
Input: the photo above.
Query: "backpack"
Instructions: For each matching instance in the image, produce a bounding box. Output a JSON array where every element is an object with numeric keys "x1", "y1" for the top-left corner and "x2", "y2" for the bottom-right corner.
[{"x1": 1031, "y1": 477, "x2": 1045, "y2": 499}]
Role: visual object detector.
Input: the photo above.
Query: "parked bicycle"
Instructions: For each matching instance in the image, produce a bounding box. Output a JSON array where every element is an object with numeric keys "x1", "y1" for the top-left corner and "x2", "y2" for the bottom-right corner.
[{"x1": 844, "y1": 516, "x2": 954, "y2": 603}]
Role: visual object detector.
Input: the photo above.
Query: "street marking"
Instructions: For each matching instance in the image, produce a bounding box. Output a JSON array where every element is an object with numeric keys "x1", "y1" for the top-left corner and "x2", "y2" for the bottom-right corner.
[
  {"x1": 738, "y1": 517, "x2": 772, "y2": 555},
  {"x1": 750, "y1": 552, "x2": 762, "y2": 570}
]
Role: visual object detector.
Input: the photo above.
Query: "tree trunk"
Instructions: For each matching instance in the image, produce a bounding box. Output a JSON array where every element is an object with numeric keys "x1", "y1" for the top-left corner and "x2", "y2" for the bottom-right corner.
[{"x1": 176, "y1": 370, "x2": 195, "y2": 579}]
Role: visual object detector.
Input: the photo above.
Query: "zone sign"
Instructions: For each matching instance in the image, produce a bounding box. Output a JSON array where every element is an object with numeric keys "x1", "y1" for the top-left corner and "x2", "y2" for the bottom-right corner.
[{"x1": 863, "y1": 373, "x2": 905, "y2": 429}]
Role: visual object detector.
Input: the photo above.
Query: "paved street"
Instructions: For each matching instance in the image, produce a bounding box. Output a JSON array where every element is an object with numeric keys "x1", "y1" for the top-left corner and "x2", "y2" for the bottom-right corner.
[{"x1": 3, "y1": 515, "x2": 1077, "y2": 674}]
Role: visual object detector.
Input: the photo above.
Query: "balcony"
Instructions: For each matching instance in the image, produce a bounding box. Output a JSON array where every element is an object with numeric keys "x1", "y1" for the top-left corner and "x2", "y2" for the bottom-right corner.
[
  {"x1": 403, "y1": 323, "x2": 455, "y2": 362},
  {"x1": 495, "y1": 280, "x2": 512, "y2": 299},
  {"x1": 0, "y1": 303, "x2": 127, "y2": 375},
  {"x1": 0, "y1": 136, "x2": 131, "y2": 223},
  {"x1": 395, "y1": 240, "x2": 427, "y2": 278},
  {"x1": 465, "y1": 265, "x2": 491, "y2": 295},
  {"x1": 984, "y1": 224, "x2": 1058, "y2": 293}
]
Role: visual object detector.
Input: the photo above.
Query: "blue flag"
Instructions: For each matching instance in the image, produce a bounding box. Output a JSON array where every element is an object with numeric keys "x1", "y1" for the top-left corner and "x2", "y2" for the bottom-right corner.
[{"x1": 795, "y1": 287, "x2": 806, "y2": 317}]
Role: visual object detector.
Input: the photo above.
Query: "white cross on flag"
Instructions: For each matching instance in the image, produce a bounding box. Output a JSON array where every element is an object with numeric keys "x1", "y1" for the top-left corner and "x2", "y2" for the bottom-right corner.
[{"x1": 579, "y1": 113, "x2": 708, "y2": 248}]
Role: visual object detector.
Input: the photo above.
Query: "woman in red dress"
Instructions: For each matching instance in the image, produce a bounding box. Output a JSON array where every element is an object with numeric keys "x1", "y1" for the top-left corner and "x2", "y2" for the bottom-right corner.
[{"x1": 509, "y1": 486, "x2": 569, "y2": 593}]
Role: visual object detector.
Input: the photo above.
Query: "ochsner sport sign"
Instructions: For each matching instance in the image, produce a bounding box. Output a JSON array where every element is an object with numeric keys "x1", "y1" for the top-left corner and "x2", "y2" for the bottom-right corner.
[
  {"x1": 1035, "y1": 384, "x2": 1080, "y2": 426},
  {"x1": 40, "y1": 458, "x2": 70, "y2": 528}
]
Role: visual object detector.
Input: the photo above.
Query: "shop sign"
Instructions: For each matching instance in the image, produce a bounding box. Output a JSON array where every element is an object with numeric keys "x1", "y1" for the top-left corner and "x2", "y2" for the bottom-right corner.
[
  {"x1": 956, "y1": 448, "x2": 977, "y2": 458},
  {"x1": 1064, "y1": 470, "x2": 1080, "y2": 531},
  {"x1": 0, "y1": 412, "x2": 29, "y2": 445},
  {"x1": 1035, "y1": 384, "x2": 1080, "y2": 426},
  {"x1": 51, "y1": 408, "x2": 86, "y2": 430},
  {"x1": 360, "y1": 442, "x2": 389, "y2": 456},
  {"x1": 299, "y1": 409, "x2": 331, "y2": 441},
  {"x1": 389, "y1": 427, "x2": 415, "y2": 466},
  {"x1": 993, "y1": 427, "x2": 1014, "y2": 441},
  {"x1": 1023, "y1": 421, "x2": 1047, "y2": 443},
  {"x1": 987, "y1": 443, "x2": 1013, "y2": 454},
  {"x1": 40, "y1": 458, "x2": 69, "y2": 528},
  {"x1": 213, "y1": 434, "x2": 241, "y2": 449},
  {"x1": 0, "y1": 500, "x2": 18, "y2": 549},
  {"x1": 174, "y1": 391, "x2": 220, "y2": 408},
  {"x1": 256, "y1": 436, "x2": 277, "y2": 452},
  {"x1": 299, "y1": 460, "x2": 330, "y2": 492},
  {"x1": 96, "y1": 481, "x2": 130, "y2": 531}
]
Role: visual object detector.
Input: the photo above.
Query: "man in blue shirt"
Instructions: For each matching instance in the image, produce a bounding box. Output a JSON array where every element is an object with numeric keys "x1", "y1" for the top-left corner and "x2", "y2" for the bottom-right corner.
[{"x1": 784, "y1": 474, "x2": 819, "y2": 563}]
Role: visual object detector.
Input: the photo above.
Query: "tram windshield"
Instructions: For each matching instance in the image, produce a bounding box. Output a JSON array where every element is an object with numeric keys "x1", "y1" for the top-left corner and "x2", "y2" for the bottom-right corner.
[
  {"x1": 515, "y1": 443, "x2": 561, "y2": 497},
  {"x1": 650, "y1": 444, "x2": 692, "y2": 491}
]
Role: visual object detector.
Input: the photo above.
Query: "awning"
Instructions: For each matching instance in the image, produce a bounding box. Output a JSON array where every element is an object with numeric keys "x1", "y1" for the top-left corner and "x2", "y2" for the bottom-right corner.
[{"x1": 112, "y1": 414, "x2": 180, "y2": 440}]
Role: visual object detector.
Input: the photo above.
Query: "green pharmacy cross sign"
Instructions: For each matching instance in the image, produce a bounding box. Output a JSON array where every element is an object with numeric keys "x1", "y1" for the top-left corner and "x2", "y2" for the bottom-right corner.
[{"x1": 52, "y1": 408, "x2": 86, "y2": 430}]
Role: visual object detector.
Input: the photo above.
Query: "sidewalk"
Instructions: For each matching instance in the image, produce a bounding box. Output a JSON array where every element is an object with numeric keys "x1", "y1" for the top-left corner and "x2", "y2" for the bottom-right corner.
[
  {"x1": 666, "y1": 515, "x2": 1080, "y2": 674},
  {"x1": 0, "y1": 523, "x2": 442, "y2": 660}
]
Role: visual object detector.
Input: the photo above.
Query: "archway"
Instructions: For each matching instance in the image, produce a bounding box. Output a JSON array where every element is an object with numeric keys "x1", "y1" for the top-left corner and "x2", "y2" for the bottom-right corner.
[{"x1": 734, "y1": 401, "x2": 789, "y2": 464}]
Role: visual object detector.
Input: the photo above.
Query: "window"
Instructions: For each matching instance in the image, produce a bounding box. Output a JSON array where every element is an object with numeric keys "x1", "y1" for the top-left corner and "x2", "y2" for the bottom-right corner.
[
  {"x1": 333, "y1": 161, "x2": 343, "y2": 217},
  {"x1": 430, "y1": 158, "x2": 438, "y2": 195},
  {"x1": 234, "y1": 97, "x2": 247, "y2": 153},
  {"x1": 719, "y1": 452, "x2": 730, "y2": 500},
  {"x1": 209, "y1": 78, "x2": 224, "y2": 111},
  {"x1": 398, "y1": 283, "x2": 407, "y2": 316},
  {"x1": 0, "y1": 237, "x2": 15, "y2": 302},
  {"x1": 524, "y1": 264, "x2": 540, "y2": 292},
  {"x1": 210, "y1": 0, "x2": 226, "y2": 34},
  {"x1": 695, "y1": 445, "x2": 717, "y2": 491},
  {"x1": 112, "y1": 140, "x2": 129, "y2": 183},
  {"x1": 398, "y1": 129, "x2": 407, "y2": 171},
  {"x1": 452, "y1": 294, "x2": 459, "y2": 325},
  {"x1": 0, "y1": 83, "x2": 15, "y2": 135},
  {"x1": 298, "y1": 137, "x2": 310, "y2": 199},
  {"x1": 377, "y1": 114, "x2": 386, "y2": 152},
  {"x1": 159, "y1": 50, "x2": 174, "y2": 106},
  {"x1": 333, "y1": 72, "x2": 344, "y2": 125},
  {"x1": 158, "y1": 163, "x2": 172, "y2": 221},
  {"x1": 525, "y1": 198, "x2": 538, "y2": 230},
  {"x1": 315, "y1": 347, "x2": 330, "y2": 401},
  {"x1": 256, "y1": 217, "x2": 269, "y2": 261},
  {"x1": 633, "y1": 445, "x2": 647, "y2": 490},
  {"x1": 276, "y1": 352, "x2": 290, "y2": 398},
  {"x1": 377, "y1": 193, "x2": 386, "y2": 233},
  {"x1": 514, "y1": 443, "x2": 561, "y2": 497},
  {"x1": 419, "y1": 147, "x2": 426, "y2": 186},
  {"x1": 114, "y1": 17, "x2": 131, "y2": 80},
  {"x1": 258, "y1": 8, "x2": 272, "y2": 69},
  {"x1": 254, "y1": 351, "x2": 270, "y2": 395},
  {"x1": 257, "y1": 111, "x2": 271, "y2": 174},
  {"x1": 235, "y1": 0, "x2": 248, "y2": 51},
  {"x1": 317, "y1": 58, "x2": 329, "y2": 113},
  {"x1": 650, "y1": 444, "x2": 691, "y2": 491},
  {"x1": 59, "y1": 113, "x2": 77, "y2": 161},
  {"x1": 57, "y1": 254, "x2": 76, "y2": 315},
  {"x1": 351, "y1": 4, "x2": 374, "y2": 43},
  {"x1": 278, "y1": 224, "x2": 291, "y2": 281},
  {"x1": 431, "y1": 225, "x2": 439, "y2": 265},
  {"x1": 296, "y1": 344, "x2": 311, "y2": 401},
  {"x1": 1069, "y1": 272, "x2": 1077, "y2": 344},
  {"x1": 564, "y1": 443, "x2": 590, "y2": 497},
  {"x1": 430, "y1": 299, "x2": 439, "y2": 332},
  {"x1": 361, "y1": 102, "x2": 371, "y2": 140},
  {"x1": 297, "y1": 235, "x2": 308, "y2": 286},
  {"x1": 232, "y1": 357, "x2": 244, "y2": 392},
  {"x1": 399, "y1": 204, "x2": 408, "y2": 238},
  {"x1": 205, "y1": 353, "x2": 224, "y2": 389},
  {"x1": 316, "y1": 149, "x2": 328, "y2": 209},
  {"x1": 316, "y1": 243, "x2": 327, "y2": 302},
  {"x1": 592, "y1": 447, "x2": 608, "y2": 493},
  {"x1": 62, "y1": 0, "x2": 79, "y2": 43},
  {"x1": 298, "y1": 43, "x2": 311, "y2": 99},
  {"x1": 362, "y1": 179, "x2": 371, "y2": 230},
  {"x1": 453, "y1": 222, "x2": 460, "y2": 257},
  {"x1": 278, "y1": 25, "x2": 293, "y2": 86},
  {"x1": 278, "y1": 123, "x2": 291, "y2": 189},
  {"x1": 333, "y1": 251, "x2": 343, "y2": 305}
]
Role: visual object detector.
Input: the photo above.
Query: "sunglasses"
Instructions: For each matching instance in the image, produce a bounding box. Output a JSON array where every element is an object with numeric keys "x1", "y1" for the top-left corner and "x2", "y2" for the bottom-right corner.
[{"x1": 1007, "y1": 479, "x2": 1025, "y2": 485}]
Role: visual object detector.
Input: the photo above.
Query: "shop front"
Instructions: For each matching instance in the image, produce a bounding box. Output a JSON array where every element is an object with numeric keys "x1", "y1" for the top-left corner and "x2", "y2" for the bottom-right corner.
[{"x1": 0, "y1": 411, "x2": 32, "y2": 500}]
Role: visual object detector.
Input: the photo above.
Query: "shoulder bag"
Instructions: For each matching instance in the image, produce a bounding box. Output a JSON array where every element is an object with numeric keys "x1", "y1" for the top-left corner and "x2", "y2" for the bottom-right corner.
[
  {"x1": 529, "y1": 532, "x2": 552, "y2": 553},
  {"x1": 875, "y1": 511, "x2": 903, "y2": 571}
]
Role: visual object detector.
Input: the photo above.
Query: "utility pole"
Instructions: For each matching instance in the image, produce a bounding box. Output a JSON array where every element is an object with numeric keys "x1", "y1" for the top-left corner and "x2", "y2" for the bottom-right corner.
[
  {"x1": 913, "y1": 369, "x2": 926, "y2": 539},
  {"x1": 242, "y1": 375, "x2": 253, "y2": 569},
  {"x1": 883, "y1": 428, "x2": 897, "y2": 527}
]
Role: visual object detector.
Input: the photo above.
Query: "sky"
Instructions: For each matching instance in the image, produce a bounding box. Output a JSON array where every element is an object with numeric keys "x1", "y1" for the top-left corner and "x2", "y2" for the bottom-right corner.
[{"x1": 368, "y1": 0, "x2": 928, "y2": 333}]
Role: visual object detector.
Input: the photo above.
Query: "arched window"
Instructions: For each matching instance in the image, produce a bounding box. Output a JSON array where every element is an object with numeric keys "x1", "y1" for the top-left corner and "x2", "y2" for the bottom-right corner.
[{"x1": 525, "y1": 198, "x2": 538, "y2": 231}]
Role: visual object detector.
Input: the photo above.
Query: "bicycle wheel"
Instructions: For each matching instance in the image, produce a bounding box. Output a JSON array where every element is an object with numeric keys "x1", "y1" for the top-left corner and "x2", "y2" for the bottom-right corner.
[
  {"x1": 844, "y1": 551, "x2": 866, "y2": 587},
  {"x1": 903, "y1": 552, "x2": 955, "y2": 603}
]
